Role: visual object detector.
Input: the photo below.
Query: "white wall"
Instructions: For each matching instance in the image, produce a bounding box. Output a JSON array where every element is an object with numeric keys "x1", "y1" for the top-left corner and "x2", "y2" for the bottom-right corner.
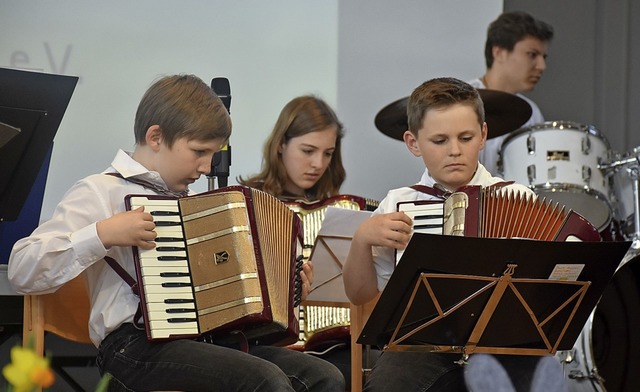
[
  {"x1": 338, "y1": 1, "x2": 503, "y2": 200},
  {"x1": 0, "y1": 0, "x2": 500, "y2": 219}
]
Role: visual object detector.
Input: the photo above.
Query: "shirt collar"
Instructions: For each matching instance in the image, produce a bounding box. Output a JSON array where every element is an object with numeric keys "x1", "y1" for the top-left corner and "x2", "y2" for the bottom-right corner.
[
  {"x1": 419, "y1": 162, "x2": 489, "y2": 191},
  {"x1": 108, "y1": 149, "x2": 187, "y2": 197}
]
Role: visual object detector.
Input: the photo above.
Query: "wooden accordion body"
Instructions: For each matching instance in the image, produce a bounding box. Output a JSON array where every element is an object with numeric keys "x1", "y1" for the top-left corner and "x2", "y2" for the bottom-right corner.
[
  {"x1": 398, "y1": 185, "x2": 601, "y2": 242},
  {"x1": 125, "y1": 185, "x2": 302, "y2": 344},
  {"x1": 285, "y1": 195, "x2": 379, "y2": 350}
]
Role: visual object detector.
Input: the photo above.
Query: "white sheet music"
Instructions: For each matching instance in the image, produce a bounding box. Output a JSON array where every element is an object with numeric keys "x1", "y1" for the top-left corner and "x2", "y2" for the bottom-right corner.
[{"x1": 307, "y1": 207, "x2": 372, "y2": 303}]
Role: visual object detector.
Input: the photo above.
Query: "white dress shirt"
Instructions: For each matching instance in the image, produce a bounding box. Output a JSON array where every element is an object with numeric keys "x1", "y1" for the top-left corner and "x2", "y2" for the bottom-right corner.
[
  {"x1": 9, "y1": 149, "x2": 182, "y2": 346},
  {"x1": 370, "y1": 163, "x2": 535, "y2": 292}
]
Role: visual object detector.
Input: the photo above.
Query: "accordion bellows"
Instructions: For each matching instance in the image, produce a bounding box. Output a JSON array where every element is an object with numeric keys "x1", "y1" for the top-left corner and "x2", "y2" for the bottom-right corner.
[{"x1": 399, "y1": 185, "x2": 601, "y2": 242}]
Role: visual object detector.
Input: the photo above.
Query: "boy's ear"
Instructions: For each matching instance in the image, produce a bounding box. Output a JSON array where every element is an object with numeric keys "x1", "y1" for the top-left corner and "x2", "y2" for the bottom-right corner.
[
  {"x1": 479, "y1": 122, "x2": 488, "y2": 150},
  {"x1": 146, "y1": 125, "x2": 163, "y2": 151},
  {"x1": 403, "y1": 130, "x2": 421, "y2": 157},
  {"x1": 492, "y1": 45, "x2": 506, "y2": 65}
]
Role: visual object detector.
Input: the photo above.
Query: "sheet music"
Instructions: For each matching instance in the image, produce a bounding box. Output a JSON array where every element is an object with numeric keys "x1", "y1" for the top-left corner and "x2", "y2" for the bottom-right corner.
[
  {"x1": 307, "y1": 207, "x2": 372, "y2": 303},
  {"x1": 318, "y1": 206, "x2": 372, "y2": 238}
]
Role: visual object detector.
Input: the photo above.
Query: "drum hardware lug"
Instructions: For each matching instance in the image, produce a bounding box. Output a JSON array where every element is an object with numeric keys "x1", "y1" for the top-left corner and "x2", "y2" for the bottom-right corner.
[
  {"x1": 568, "y1": 369, "x2": 605, "y2": 383},
  {"x1": 558, "y1": 348, "x2": 574, "y2": 363},
  {"x1": 527, "y1": 165, "x2": 536, "y2": 183},
  {"x1": 628, "y1": 166, "x2": 640, "y2": 181},
  {"x1": 582, "y1": 136, "x2": 591, "y2": 154},
  {"x1": 527, "y1": 135, "x2": 535, "y2": 154},
  {"x1": 582, "y1": 166, "x2": 592, "y2": 182}
]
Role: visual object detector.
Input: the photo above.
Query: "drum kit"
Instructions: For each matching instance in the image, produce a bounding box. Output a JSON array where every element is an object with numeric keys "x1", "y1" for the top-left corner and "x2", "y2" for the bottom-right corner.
[{"x1": 375, "y1": 90, "x2": 640, "y2": 392}]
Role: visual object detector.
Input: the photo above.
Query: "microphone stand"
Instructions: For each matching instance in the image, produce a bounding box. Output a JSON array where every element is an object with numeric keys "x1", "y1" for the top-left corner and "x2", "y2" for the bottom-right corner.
[{"x1": 208, "y1": 77, "x2": 231, "y2": 191}]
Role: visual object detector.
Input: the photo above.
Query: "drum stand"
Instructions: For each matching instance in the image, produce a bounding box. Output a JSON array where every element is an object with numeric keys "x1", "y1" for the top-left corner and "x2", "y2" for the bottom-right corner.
[{"x1": 628, "y1": 165, "x2": 640, "y2": 250}]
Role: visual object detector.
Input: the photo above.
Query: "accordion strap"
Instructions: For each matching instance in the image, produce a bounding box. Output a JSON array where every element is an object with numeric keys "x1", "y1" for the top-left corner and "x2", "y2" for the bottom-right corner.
[
  {"x1": 104, "y1": 255, "x2": 145, "y2": 329},
  {"x1": 410, "y1": 184, "x2": 450, "y2": 199},
  {"x1": 410, "y1": 181, "x2": 515, "y2": 199},
  {"x1": 104, "y1": 256, "x2": 139, "y2": 295}
]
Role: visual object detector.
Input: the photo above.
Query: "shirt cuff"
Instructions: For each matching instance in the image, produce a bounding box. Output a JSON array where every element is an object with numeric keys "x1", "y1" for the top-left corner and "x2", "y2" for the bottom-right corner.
[{"x1": 71, "y1": 223, "x2": 108, "y2": 266}]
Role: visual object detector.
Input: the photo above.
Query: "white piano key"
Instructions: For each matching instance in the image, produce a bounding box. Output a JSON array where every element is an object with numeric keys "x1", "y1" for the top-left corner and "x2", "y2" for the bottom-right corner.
[
  {"x1": 146, "y1": 302, "x2": 196, "y2": 312},
  {"x1": 144, "y1": 291, "x2": 195, "y2": 303},
  {"x1": 140, "y1": 265, "x2": 190, "y2": 276},
  {"x1": 142, "y1": 275, "x2": 192, "y2": 285},
  {"x1": 143, "y1": 284, "x2": 193, "y2": 295},
  {"x1": 129, "y1": 197, "x2": 180, "y2": 209},
  {"x1": 149, "y1": 322, "x2": 199, "y2": 339},
  {"x1": 149, "y1": 320, "x2": 199, "y2": 332},
  {"x1": 150, "y1": 226, "x2": 184, "y2": 236},
  {"x1": 138, "y1": 259, "x2": 189, "y2": 269},
  {"x1": 139, "y1": 248, "x2": 188, "y2": 259},
  {"x1": 149, "y1": 310, "x2": 197, "y2": 319}
]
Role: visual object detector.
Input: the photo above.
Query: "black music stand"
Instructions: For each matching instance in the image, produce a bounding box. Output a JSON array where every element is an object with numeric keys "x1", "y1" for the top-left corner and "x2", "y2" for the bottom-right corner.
[
  {"x1": 358, "y1": 233, "x2": 631, "y2": 357},
  {"x1": 0, "y1": 67, "x2": 78, "y2": 222},
  {"x1": 0, "y1": 68, "x2": 78, "y2": 263}
]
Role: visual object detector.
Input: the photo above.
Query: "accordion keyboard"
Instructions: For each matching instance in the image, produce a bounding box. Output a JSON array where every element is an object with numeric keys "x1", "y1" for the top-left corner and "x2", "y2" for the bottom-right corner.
[{"x1": 128, "y1": 196, "x2": 200, "y2": 339}]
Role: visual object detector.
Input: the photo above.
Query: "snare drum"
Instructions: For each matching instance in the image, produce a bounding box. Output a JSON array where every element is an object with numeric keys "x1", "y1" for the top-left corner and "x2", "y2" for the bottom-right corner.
[
  {"x1": 557, "y1": 251, "x2": 640, "y2": 391},
  {"x1": 500, "y1": 121, "x2": 613, "y2": 231}
]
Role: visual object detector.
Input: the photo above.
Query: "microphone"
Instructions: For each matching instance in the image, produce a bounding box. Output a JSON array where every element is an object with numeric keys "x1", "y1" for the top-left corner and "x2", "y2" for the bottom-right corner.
[
  {"x1": 210, "y1": 77, "x2": 231, "y2": 189},
  {"x1": 212, "y1": 77, "x2": 231, "y2": 113}
]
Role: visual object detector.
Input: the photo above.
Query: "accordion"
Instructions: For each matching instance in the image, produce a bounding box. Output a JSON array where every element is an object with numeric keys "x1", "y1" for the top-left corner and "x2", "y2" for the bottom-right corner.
[
  {"x1": 397, "y1": 185, "x2": 600, "y2": 261},
  {"x1": 125, "y1": 185, "x2": 302, "y2": 345},
  {"x1": 285, "y1": 195, "x2": 379, "y2": 350}
]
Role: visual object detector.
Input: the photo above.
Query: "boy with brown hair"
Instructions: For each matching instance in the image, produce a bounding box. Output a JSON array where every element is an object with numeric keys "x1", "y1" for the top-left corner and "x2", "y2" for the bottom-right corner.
[
  {"x1": 343, "y1": 77, "x2": 566, "y2": 391},
  {"x1": 9, "y1": 74, "x2": 344, "y2": 391}
]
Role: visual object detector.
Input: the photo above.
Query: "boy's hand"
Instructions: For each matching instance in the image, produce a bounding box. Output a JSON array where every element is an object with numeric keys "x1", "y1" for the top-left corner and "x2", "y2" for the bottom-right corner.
[
  {"x1": 355, "y1": 211, "x2": 412, "y2": 250},
  {"x1": 97, "y1": 207, "x2": 157, "y2": 250},
  {"x1": 300, "y1": 260, "x2": 314, "y2": 300}
]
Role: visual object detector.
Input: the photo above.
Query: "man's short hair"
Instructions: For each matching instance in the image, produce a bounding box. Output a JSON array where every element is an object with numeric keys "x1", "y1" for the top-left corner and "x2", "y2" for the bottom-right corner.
[{"x1": 484, "y1": 11, "x2": 554, "y2": 68}]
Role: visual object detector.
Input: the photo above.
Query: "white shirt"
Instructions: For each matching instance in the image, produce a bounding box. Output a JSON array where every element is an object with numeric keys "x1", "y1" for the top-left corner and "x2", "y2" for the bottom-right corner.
[
  {"x1": 467, "y1": 78, "x2": 545, "y2": 176},
  {"x1": 370, "y1": 163, "x2": 534, "y2": 291},
  {"x1": 8, "y1": 149, "x2": 181, "y2": 346}
]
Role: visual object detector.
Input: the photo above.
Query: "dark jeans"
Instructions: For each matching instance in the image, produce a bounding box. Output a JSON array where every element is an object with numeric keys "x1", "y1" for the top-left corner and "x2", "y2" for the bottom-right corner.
[
  {"x1": 364, "y1": 351, "x2": 541, "y2": 392},
  {"x1": 96, "y1": 323, "x2": 345, "y2": 392},
  {"x1": 364, "y1": 352, "x2": 466, "y2": 392}
]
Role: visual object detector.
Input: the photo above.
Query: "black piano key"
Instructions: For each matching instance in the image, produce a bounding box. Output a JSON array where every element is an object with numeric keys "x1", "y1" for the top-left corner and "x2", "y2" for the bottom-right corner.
[
  {"x1": 167, "y1": 318, "x2": 198, "y2": 323},
  {"x1": 166, "y1": 308, "x2": 196, "y2": 313},
  {"x1": 151, "y1": 210, "x2": 180, "y2": 216},
  {"x1": 414, "y1": 214, "x2": 442, "y2": 220},
  {"x1": 414, "y1": 224, "x2": 443, "y2": 230},
  {"x1": 155, "y1": 237, "x2": 184, "y2": 242},
  {"x1": 164, "y1": 298, "x2": 195, "y2": 304},
  {"x1": 159, "y1": 272, "x2": 191, "y2": 277},
  {"x1": 161, "y1": 282, "x2": 192, "y2": 288},
  {"x1": 156, "y1": 246, "x2": 186, "y2": 252},
  {"x1": 158, "y1": 256, "x2": 188, "y2": 261},
  {"x1": 155, "y1": 221, "x2": 182, "y2": 227}
]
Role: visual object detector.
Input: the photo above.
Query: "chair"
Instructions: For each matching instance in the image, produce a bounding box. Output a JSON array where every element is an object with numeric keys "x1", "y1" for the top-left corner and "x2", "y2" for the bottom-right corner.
[
  {"x1": 22, "y1": 273, "x2": 97, "y2": 391},
  {"x1": 349, "y1": 294, "x2": 380, "y2": 392}
]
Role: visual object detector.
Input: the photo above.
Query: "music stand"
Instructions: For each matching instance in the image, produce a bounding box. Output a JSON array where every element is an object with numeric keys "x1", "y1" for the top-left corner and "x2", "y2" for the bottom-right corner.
[
  {"x1": 0, "y1": 67, "x2": 78, "y2": 222},
  {"x1": 0, "y1": 68, "x2": 78, "y2": 263},
  {"x1": 358, "y1": 233, "x2": 630, "y2": 357}
]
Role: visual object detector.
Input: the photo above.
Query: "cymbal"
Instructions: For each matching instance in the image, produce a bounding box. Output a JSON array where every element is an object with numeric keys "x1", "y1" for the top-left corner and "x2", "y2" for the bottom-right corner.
[{"x1": 374, "y1": 89, "x2": 533, "y2": 141}]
